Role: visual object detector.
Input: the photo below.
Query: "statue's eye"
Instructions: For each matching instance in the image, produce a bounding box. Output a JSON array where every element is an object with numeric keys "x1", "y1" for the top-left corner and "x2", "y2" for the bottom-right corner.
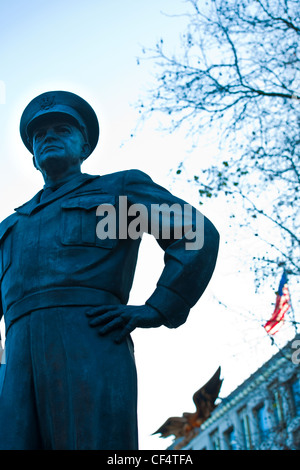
[
  {"x1": 33, "y1": 130, "x2": 46, "y2": 141},
  {"x1": 55, "y1": 125, "x2": 71, "y2": 134}
]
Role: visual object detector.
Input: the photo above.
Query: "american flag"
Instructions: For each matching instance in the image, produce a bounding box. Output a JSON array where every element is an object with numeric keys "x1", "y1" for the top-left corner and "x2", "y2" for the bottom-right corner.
[{"x1": 264, "y1": 271, "x2": 291, "y2": 335}]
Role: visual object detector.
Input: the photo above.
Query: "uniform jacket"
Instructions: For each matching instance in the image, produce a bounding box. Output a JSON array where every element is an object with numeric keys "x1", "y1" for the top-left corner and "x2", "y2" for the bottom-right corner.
[{"x1": 0, "y1": 170, "x2": 219, "y2": 335}]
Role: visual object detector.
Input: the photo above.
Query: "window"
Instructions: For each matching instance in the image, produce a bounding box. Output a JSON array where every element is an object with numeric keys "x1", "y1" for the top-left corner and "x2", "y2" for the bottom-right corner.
[
  {"x1": 210, "y1": 429, "x2": 220, "y2": 450},
  {"x1": 291, "y1": 377, "x2": 300, "y2": 417},
  {"x1": 224, "y1": 427, "x2": 238, "y2": 450},
  {"x1": 255, "y1": 403, "x2": 269, "y2": 442},
  {"x1": 239, "y1": 407, "x2": 252, "y2": 450}
]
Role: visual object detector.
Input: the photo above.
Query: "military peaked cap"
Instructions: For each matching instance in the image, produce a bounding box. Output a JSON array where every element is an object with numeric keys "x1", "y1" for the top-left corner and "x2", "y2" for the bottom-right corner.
[{"x1": 20, "y1": 91, "x2": 100, "y2": 157}]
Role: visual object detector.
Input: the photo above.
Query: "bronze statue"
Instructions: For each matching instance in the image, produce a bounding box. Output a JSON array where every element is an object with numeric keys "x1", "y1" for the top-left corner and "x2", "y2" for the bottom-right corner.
[{"x1": 0, "y1": 91, "x2": 219, "y2": 449}]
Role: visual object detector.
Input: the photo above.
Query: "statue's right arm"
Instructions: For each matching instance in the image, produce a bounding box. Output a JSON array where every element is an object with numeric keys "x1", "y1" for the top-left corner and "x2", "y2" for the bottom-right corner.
[{"x1": 0, "y1": 296, "x2": 3, "y2": 363}]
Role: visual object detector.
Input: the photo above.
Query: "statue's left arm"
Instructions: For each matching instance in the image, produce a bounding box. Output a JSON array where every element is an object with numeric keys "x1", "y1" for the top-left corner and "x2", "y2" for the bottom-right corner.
[
  {"x1": 87, "y1": 169, "x2": 219, "y2": 341},
  {"x1": 124, "y1": 169, "x2": 220, "y2": 328}
]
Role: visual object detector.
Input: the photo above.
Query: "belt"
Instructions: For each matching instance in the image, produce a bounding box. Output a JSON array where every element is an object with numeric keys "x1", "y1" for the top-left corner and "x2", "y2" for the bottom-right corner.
[{"x1": 5, "y1": 287, "x2": 121, "y2": 334}]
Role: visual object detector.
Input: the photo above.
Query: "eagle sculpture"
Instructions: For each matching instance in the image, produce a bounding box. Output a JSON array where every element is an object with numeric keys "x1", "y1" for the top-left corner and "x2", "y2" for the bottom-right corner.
[{"x1": 153, "y1": 367, "x2": 222, "y2": 449}]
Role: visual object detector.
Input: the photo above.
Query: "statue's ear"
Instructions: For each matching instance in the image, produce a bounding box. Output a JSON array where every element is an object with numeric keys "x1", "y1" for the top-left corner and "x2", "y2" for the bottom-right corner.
[
  {"x1": 32, "y1": 155, "x2": 38, "y2": 170},
  {"x1": 81, "y1": 143, "x2": 91, "y2": 162}
]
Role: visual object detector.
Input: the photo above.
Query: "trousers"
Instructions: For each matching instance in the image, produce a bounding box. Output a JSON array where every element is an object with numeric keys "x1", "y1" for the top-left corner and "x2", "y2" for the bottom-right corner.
[{"x1": 0, "y1": 306, "x2": 138, "y2": 450}]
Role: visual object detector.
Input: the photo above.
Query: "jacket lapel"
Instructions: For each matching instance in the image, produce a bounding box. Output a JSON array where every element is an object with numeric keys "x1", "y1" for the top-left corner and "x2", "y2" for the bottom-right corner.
[{"x1": 15, "y1": 173, "x2": 100, "y2": 215}]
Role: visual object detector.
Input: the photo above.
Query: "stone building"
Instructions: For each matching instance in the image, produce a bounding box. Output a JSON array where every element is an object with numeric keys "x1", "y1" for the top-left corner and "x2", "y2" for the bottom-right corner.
[{"x1": 180, "y1": 335, "x2": 300, "y2": 450}]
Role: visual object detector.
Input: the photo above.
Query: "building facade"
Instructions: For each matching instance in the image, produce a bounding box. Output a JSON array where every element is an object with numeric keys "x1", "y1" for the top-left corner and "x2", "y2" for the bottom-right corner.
[{"x1": 182, "y1": 335, "x2": 300, "y2": 450}]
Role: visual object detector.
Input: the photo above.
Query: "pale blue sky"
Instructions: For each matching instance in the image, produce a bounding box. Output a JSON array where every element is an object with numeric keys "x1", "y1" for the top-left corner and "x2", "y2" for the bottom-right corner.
[{"x1": 0, "y1": 0, "x2": 192, "y2": 216}]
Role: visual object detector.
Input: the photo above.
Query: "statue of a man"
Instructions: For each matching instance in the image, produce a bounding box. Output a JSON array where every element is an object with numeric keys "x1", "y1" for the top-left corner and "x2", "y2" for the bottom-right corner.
[{"x1": 0, "y1": 91, "x2": 219, "y2": 449}]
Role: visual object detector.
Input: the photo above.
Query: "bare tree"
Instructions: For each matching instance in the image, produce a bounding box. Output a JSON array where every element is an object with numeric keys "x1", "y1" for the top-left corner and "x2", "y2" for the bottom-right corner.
[{"x1": 138, "y1": 0, "x2": 300, "y2": 288}]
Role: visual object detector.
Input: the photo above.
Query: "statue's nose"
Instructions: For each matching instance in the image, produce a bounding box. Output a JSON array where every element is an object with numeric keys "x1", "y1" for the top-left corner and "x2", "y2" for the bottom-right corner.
[{"x1": 44, "y1": 128, "x2": 58, "y2": 141}]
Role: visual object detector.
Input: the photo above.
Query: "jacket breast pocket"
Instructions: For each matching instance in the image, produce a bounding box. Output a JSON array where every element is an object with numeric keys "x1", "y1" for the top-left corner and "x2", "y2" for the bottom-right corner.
[
  {"x1": 60, "y1": 195, "x2": 117, "y2": 249},
  {"x1": 0, "y1": 218, "x2": 18, "y2": 281}
]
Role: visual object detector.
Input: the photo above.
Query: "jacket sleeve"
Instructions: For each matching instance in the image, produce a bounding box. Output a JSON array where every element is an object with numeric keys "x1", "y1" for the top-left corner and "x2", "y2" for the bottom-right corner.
[
  {"x1": 124, "y1": 169, "x2": 220, "y2": 328},
  {"x1": 0, "y1": 292, "x2": 3, "y2": 357}
]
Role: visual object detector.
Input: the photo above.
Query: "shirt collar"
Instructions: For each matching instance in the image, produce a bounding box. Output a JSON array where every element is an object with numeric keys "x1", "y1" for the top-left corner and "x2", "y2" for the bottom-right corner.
[{"x1": 15, "y1": 173, "x2": 100, "y2": 215}]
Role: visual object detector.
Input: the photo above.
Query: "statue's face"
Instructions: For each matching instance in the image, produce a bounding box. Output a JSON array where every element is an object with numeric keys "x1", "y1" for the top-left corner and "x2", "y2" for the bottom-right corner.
[{"x1": 32, "y1": 118, "x2": 90, "y2": 177}]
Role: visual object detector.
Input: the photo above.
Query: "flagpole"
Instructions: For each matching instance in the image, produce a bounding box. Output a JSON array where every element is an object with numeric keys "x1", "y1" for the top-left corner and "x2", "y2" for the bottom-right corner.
[
  {"x1": 289, "y1": 292, "x2": 298, "y2": 335},
  {"x1": 284, "y1": 269, "x2": 298, "y2": 336}
]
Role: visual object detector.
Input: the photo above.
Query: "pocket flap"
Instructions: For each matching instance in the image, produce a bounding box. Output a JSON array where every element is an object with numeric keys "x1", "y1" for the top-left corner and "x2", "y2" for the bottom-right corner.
[
  {"x1": 0, "y1": 217, "x2": 18, "y2": 243},
  {"x1": 61, "y1": 195, "x2": 116, "y2": 211}
]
